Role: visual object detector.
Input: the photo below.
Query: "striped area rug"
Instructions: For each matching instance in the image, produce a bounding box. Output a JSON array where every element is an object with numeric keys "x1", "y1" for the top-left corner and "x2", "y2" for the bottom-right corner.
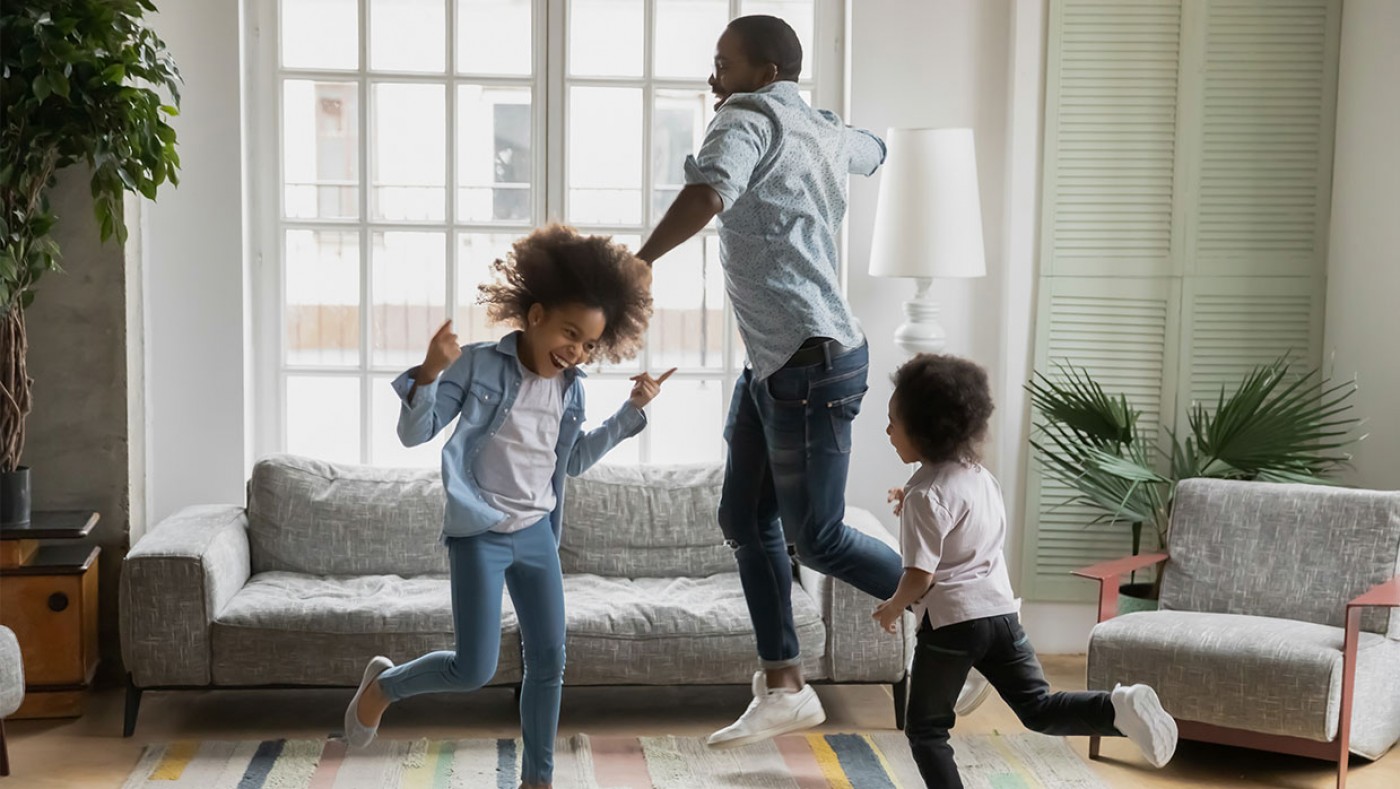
[{"x1": 122, "y1": 732, "x2": 1108, "y2": 788}]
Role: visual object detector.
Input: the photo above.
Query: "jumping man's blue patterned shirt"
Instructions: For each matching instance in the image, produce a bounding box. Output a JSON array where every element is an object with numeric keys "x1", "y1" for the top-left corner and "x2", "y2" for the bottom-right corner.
[{"x1": 683, "y1": 80, "x2": 886, "y2": 380}]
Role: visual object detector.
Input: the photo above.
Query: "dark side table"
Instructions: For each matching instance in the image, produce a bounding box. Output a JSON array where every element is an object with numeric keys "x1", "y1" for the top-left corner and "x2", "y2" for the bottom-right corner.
[{"x1": 0, "y1": 511, "x2": 100, "y2": 718}]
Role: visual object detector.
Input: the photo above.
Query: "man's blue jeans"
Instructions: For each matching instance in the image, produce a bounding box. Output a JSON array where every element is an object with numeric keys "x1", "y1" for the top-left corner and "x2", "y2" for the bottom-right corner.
[{"x1": 719, "y1": 341, "x2": 904, "y2": 667}]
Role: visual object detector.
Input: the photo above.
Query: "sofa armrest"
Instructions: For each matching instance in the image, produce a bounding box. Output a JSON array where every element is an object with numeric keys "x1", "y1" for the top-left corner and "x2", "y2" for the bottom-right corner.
[
  {"x1": 1072, "y1": 553, "x2": 1169, "y2": 623},
  {"x1": 120, "y1": 505, "x2": 250, "y2": 687},
  {"x1": 799, "y1": 507, "x2": 913, "y2": 683},
  {"x1": 1339, "y1": 575, "x2": 1400, "y2": 761}
]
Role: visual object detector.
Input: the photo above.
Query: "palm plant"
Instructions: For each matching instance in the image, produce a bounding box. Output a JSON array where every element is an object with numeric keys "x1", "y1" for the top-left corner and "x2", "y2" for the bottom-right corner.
[{"x1": 1028, "y1": 358, "x2": 1364, "y2": 562}]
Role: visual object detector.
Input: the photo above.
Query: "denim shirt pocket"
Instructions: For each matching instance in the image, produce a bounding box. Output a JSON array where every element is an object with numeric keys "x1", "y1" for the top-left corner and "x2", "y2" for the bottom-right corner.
[
  {"x1": 558, "y1": 404, "x2": 585, "y2": 448},
  {"x1": 462, "y1": 382, "x2": 503, "y2": 427}
]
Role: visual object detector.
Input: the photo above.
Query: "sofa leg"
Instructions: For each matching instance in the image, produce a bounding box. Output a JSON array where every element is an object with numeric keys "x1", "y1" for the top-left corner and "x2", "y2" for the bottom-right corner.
[
  {"x1": 892, "y1": 676, "x2": 908, "y2": 731},
  {"x1": 1089, "y1": 735, "x2": 1101, "y2": 759},
  {"x1": 1, "y1": 718, "x2": 10, "y2": 777},
  {"x1": 124, "y1": 675, "x2": 143, "y2": 738}
]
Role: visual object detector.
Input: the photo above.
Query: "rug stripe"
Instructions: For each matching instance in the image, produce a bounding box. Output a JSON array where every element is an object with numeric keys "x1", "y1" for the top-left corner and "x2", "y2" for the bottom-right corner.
[
  {"x1": 590, "y1": 735, "x2": 653, "y2": 788},
  {"x1": 860, "y1": 734, "x2": 907, "y2": 789},
  {"x1": 432, "y1": 740, "x2": 456, "y2": 789},
  {"x1": 825, "y1": 733, "x2": 895, "y2": 789},
  {"x1": 448, "y1": 737, "x2": 503, "y2": 788},
  {"x1": 774, "y1": 736, "x2": 828, "y2": 789},
  {"x1": 805, "y1": 734, "x2": 853, "y2": 789},
  {"x1": 403, "y1": 739, "x2": 438, "y2": 789},
  {"x1": 167, "y1": 741, "x2": 243, "y2": 789},
  {"x1": 215, "y1": 741, "x2": 264, "y2": 788},
  {"x1": 308, "y1": 739, "x2": 347, "y2": 789},
  {"x1": 235, "y1": 739, "x2": 284, "y2": 789},
  {"x1": 149, "y1": 740, "x2": 199, "y2": 780},
  {"x1": 496, "y1": 738, "x2": 518, "y2": 789},
  {"x1": 264, "y1": 739, "x2": 323, "y2": 788},
  {"x1": 119, "y1": 742, "x2": 168, "y2": 789},
  {"x1": 988, "y1": 736, "x2": 1035, "y2": 788},
  {"x1": 866, "y1": 734, "x2": 926, "y2": 789}
]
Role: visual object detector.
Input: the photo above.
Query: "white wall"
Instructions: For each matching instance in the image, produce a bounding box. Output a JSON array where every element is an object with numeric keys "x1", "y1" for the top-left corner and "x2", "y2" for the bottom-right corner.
[
  {"x1": 845, "y1": 1, "x2": 1094, "y2": 651},
  {"x1": 145, "y1": 0, "x2": 250, "y2": 522},
  {"x1": 1323, "y1": 0, "x2": 1400, "y2": 491}
]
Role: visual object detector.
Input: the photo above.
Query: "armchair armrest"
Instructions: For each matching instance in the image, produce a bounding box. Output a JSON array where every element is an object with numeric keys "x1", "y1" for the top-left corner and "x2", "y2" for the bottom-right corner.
[
  {"x1": 1071, "y1": 552, "x2": 1169, "y2": 623},
  {"x1": 1339, "y1": 574, "x2": 1400, "y2": 764},
  {"x1": 119, "y1": 505, "x2": 250, "y2": 687},
  {"x1": 799, "y1": 507, "x2": 913, "y2": 683}
]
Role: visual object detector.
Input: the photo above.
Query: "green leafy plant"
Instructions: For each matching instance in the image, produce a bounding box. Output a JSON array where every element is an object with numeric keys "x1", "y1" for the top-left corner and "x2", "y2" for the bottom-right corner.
[
  {"x1": 1028, "y1": 358, "x2": 1364, "y2": 558},
  {"x1": 1, "y1": 0, "x2": 181, "y2": 472}
]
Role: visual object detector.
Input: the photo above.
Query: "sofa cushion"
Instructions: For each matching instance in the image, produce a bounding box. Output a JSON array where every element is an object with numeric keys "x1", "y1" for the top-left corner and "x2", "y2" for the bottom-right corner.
[
  {"x1": 561, "y1": 573, "x2": 827, "y2": 684},
  {"x1": 1087, "y1": 610, "x2": 1400, "y2": 755},
  {"x1": 561, "y1": 463, "x2": 732, "y2": 577},
  {"x1": 247, "y1": 455, "x2": 448, "y2": 576},
  {"x1": 211, "y1": 572, "x2": 521, "y2": 686}
]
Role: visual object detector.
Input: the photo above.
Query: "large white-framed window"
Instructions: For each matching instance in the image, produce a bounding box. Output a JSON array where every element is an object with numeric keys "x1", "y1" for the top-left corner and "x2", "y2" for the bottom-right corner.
[{"x1": 251, "y1": 0, "x2": 844, "y2": 468}]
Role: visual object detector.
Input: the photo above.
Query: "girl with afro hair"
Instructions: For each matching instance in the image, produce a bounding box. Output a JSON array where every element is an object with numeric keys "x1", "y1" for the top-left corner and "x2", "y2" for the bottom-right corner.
[{"x1": 345, "y1": 224, "x2": 672, "y2": 789}]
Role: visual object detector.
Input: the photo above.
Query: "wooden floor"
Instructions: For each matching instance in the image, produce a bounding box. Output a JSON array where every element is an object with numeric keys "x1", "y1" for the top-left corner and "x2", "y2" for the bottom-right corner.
[{"x1": 7, "y1": 655, "x2": 1396, "y2": 787}]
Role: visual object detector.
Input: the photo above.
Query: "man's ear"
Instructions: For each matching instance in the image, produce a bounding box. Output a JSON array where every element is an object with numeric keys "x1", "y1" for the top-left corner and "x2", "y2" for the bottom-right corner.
[{"x1": 764, "y1": 63, "x2": 780, "y2": 85}]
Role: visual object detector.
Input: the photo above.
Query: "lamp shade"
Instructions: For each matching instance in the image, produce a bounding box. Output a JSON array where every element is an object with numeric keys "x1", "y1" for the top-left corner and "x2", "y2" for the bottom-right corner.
[{"x1": 869, "y1": 127, "x2": 987, "y2": 279}]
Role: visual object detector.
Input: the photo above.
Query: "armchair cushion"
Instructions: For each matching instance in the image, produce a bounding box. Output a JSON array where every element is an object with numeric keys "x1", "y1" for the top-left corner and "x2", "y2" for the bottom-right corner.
[{"x1": 1088, "y1": 610, "x2": 1400, "y2": 759}]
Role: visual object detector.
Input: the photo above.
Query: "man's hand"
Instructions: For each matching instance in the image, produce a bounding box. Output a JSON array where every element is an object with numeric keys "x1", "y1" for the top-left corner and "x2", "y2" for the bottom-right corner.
[
  {"x1": 872, "y1": 599, "x2": 903, "y2": 635},
  {"x1": 627, "y1": 368, "x2": 677, "y2": 410},
  {"x1": 887, "y1": 487, "x2": 907, "y2": 517},
  {"x1": 418, "y1": 320, "x2": 461, "y2": 384}
]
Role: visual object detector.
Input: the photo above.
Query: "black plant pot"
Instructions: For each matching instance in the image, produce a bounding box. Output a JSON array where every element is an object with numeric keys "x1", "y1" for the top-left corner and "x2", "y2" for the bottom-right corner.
[{"x1": 1, "y1": 466, "x2": 31, "y2": 528}]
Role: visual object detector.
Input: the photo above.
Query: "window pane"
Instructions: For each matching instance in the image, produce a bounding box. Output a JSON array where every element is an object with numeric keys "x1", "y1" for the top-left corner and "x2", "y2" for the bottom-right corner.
[
  {"x1": 371, "y1": 0, "x2": 447, "y2": 73},
  {"x1": 458, "y1": 0, "x2": 532, "y2": 75},
  {"x1": 457, "y1": 232, "x2": 518, "y2": 345},
  {"x1": 649, "y1": 236, "x2": 724, "y2": 371},
  {"x1": 569, "y1": 0, "x2": 643, "y2": 77},
  {"x1": 568, "y1": 87, "x2": 642, "y2": 224},
  {"x1": 649, "y1": 378, "x2": 725, "y2": 464},
  {"x1": 372, "y1": 231, "x2": 447, "y2": 368},
  {"x1": 283, "y1": 80, "x2": 359, "y2": 220},
  {"x1": 371, "y1": 376, "x2": 452, "y2": 467},
  {"x1": 287, "y1": 376, "x2": 361, "y2": 464},
  {"x1": 740, "y1": 1, "x2": 815, "y2": 78},
  {"x1": 285, "y1": 230, "x2": 360, "y2": 367},
  {"x1": 582, "y1": 378, "x2": 641, "y2": 465},
  {"x1": 655, "y1": 1, "x2": 727, "y2": 79},
  {"x1": 372, "y1": 83, "x2": 447, "y2": 221},
  {"x1": 652, "y1": 88, "x2": 714, "y2": 219},
  {"x1": 282, "y1": 0, "x2": 357, "y2": 70},
  {"x1": 458, "y1": 86, "x2": 533, "y2": 224}
]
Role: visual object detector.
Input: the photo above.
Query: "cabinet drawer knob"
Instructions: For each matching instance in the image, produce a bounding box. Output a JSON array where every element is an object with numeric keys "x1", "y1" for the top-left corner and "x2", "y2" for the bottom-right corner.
[{"x1": 48, "y1": 592, "x2": 69, "y2": 612}]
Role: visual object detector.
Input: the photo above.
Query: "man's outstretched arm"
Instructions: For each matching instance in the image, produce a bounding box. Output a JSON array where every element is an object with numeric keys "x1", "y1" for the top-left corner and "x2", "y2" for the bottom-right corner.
[{"x1": 636, "y1": 184, "x2": 724, "y2": 265}]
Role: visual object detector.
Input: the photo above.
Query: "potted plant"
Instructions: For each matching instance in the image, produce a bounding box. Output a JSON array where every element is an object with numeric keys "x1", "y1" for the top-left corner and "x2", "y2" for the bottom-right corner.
[
  {"x1": 1027, "y1": 358, "x2": 1363, "y2": 611},
  {"x1": 1, "y1": 0, "x2": 180, "y2": 526}
]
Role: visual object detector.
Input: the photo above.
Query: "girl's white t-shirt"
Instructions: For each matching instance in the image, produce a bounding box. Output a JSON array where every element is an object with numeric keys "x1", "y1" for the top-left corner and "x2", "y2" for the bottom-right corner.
[{"x1": 473, "y1": 363, "x2": 566, "y2": 534}]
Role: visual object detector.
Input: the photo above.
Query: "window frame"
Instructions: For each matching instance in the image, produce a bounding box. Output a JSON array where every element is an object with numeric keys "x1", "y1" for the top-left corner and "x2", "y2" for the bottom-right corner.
[{"x1": 249, "y1": 0, "x2": 847, "y2": 466}]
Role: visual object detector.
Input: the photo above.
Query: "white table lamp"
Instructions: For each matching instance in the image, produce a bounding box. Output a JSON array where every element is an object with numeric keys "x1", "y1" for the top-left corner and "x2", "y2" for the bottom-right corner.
[{"x1": 868, "y1": 127, "x2": 987, "y2": 355}]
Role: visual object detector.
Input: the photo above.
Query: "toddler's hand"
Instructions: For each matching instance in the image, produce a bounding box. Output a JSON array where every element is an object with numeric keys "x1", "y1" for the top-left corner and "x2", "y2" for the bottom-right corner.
[
  {"x1": 887, "y1": 487, "x2": 906, "y2": 516},
  {"x1": 421, "y1": 319, "x2": 461, "y2": 379},
  {"x1": 628, "y1": 368, "x2": 676, "y2": 410},
  {"x1": 872, "y1": 599, "x2": 902, "y2": 635}
]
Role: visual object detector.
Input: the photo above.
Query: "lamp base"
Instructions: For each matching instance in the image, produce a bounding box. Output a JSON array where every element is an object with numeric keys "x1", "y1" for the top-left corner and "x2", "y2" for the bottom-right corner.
[{"x1": 893, "y1": 297, "x2": 947, "y2": 356}]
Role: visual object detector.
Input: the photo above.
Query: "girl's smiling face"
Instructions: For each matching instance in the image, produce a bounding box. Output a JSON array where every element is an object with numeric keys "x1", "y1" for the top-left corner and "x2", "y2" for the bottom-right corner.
[{"x1": 518, "y1": 302, "x2": 606, "y2": 378}]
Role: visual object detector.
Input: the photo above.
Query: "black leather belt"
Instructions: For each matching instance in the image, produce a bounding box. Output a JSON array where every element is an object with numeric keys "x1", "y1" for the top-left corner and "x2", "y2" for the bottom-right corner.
[{"x1": 781, "y1": 337, "x2": 861, "y2": 369}]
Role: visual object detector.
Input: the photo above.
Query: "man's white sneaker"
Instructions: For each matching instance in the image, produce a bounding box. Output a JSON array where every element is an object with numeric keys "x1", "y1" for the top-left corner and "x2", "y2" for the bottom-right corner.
[
  {"x1": 954, "y1": 670, "x2": 993, "y2": 716},
  {"x1": 707, "y1": 671, "x2": 826, "y2": 750},
  {"x1": 1111, "y1": 683, "x2": 1178, "y2": 768}
]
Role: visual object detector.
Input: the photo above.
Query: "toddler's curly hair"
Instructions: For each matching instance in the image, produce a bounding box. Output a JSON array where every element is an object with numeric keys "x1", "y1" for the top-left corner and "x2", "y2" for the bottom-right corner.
[
  {"x1": 891, "y1": 354, "x2": 995, "y2": 464},
  {"x1": 478, "y1": 224, "x2": 653, "y2": 364}
]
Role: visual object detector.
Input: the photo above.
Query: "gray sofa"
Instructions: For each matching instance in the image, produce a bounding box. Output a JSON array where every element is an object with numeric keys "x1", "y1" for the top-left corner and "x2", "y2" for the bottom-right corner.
[{"x1": 119, "y1": 455, "x2": 913, "y2": 735}]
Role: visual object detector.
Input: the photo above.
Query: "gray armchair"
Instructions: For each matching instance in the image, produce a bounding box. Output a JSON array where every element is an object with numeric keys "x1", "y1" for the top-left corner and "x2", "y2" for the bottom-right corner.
[
  {"x1": 1074, "y1": 478, "x2": 1400, "y2": 789},
  {"x1": 1, "y1": 624, "x2": 23, "y2": 776}
]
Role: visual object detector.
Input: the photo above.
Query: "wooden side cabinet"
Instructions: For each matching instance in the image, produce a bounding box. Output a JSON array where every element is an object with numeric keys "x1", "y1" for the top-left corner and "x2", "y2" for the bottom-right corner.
[{"x1": 0, "y1": 512, "x2": 100, "y2": 719}]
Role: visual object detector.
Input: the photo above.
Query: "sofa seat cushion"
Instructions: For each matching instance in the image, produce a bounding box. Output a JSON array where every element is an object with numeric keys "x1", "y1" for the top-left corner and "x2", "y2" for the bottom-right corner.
[
  {"x1": 560, "y1": 572, "x2": 827, "y2": 685},
  {"x1": 210, "y1": 572, "x2": 522, "y2": 686},
  {"x1": 1088, "y1": 610, "x2": 1400, "y2": 755}
]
